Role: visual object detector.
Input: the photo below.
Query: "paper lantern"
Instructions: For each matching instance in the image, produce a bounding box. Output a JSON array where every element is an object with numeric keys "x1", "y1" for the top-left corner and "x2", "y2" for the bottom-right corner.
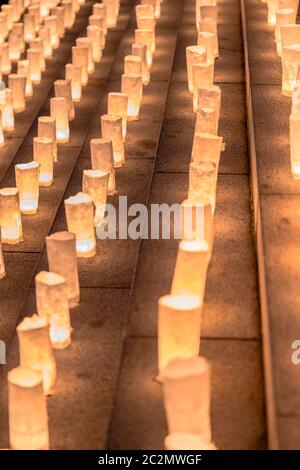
[
  {"x1": 8, "y1": 367, "x2": 49, "y2": 450},
  {"x1": 23, "y1": 13, "x2": 35, "y2": 43},
  {"x1": 282, "y1": 44, "x2": 300, "y2": 96},
  {"x1": 8, "y1": 73, "x2": 26, "y2": 113},
  {"x1": 72, "y1": 0, "x2": 80, "y2": 14},
  {"x1": 162, "y1": 357, "x2": 212, "y2": 442},
  {"x1": 164, "y1": 433, "x2": 217, "y2": 450},
  {"x1": 195, "y1": 107, "x2": 217, "y2": 135},
  {"x1": 102, "y1": 0, "x2": 118, "y2": 27},
  {"x1": 136, "y1": 4, "x2": 154, "y2": 20},
  {"x1": 76, "y1": 37, "x2": 94, "y2": 74},
  {"x1": 54, "y1": 79, "x2": 75, "y2": 121},
  {"x1": 198, "y1": 18, "x2": 218, "y2": 57},
  {"x1": 40, "y1": 0, "x2": 50, "y2": 17},
  {"x1": 107, "y1": 92, "x2": 128, "y2": 140},
  {"x1": 65, "y1": 63, "x2": 82, "y2": 103},
  {"x1": 88, "y1": 15, "x2": 106, "y2": 48},
  {"x1": 93, "y1": 3, "x2": 108, "y2": 34},
  {"x1": 38, "y1": 116, "x2": 57, "y2": 162},
  {"x1": 39, "y1": 25, "x2": 52, "y2": 59},
  {"x1": 197, "y1": 32, "x2": 215, "y2": 64},
  {"x1": 1, "y1": 88, "x2": 14, "y2": 131},
  {"x1": 0, "y1": 42, "x2": 11, "y2": 75},
  {"x1": 9, "y1": 0, "x2": 22, "y2": 22},
  {"x1": 28, "y1": 5, "x2": 40, "y2": 31},
  {"x1": 33, "y1": 137, "x2": 54, "y2": 187},
  {"x1": 87, "y1": 25, "x2": 103, "y2": 63},
  {"x1": 29, "y1": 38, "x2": 46, "y2": 72},
  {"x1": 181, "y1": 197, "x2": 213, "y2": 259},
  {"x1": 90, "y1": 138, "x2": 115, "y2": 194},
  {"x1": 82, "y1": 169, "x2": 109, "y2": 226},
  {"x1": 195, "y1": 84, "x2": 221, "y2": 125},
  {"x1": 267, "y1": 0, "x2": 280, "y2": 25},
  {"x1": 192, "y1": 63, "x2": 214, "y2": 111},
  {"x1": 101, "y1": 114, "x2": 124, "y2": 167},
  {"x1": 50, "y1": 97, "x2": 69, "y2": 144},
  {"x1": 62, "y1": 0, "x2": 75, "y2": 29},
  {"x1": 16, "y1": 61, "x2": 32, "y2": 98},
  {"x1": 197, "y1": 4, "x2": 217, "y2": 25},
  {"x1": 121, "y1": 55, "x2": 143, "y2": 121},
  {"x1": 12, "y1": 22, "x2": 25, "y2": 54},
  {"x1": 15, "y1": 162, "x2": 40, "y2": 214},
  {"x1": 186, "y1": 45, "x2": 207, "y2": 93},
  {"x1": 8, "y1": 30, "x2": 22, "y2": 62},
  {"x1": 35, "y1": 271, "x2": 71, "y2": 349},
  {"x1": 135, "y1": 29, "x2": 154, "y2": 67},
  {"x1": 192, "y1": 132, "x2": 223, "y2": 173},
  {"x1": 280, "y1": 24, "x2": 300, "y2": 54},
  {"x1": 17, "y1": 315, "x2": 56, "y2": 395},
  {"x1": 1, "y1": 5, "x2": 13, "y2": 32},
  {"x1": 0, "y1": 13, "x2": 8, "y2": 44},
  {"x1": 290, "y1": 113, "x2": 300, "y2": 178},
  {"x1": 0, "y1": 188, "x2": 22, "y2": 244},
  {"x1": 44, "y1": 15, "x2": 59, "y2": 49},
  {"x1": 158, "y1": 294, "x2": 202, "y2": 375},
  {"x1": 46, "y1": 231, "x2": 80, "y2": 306},
  {"x1": 137, "y1": 15, "x2": 156, "y2": 34},
  {"x1": 72, "y1": 45, "x2": 88, "y2": 86},
  {"x1": 132, "y1": 42, "x2": 150, "y2": 85},
  {"x1": 188, "y1": 160, "x2": 217, "y2": 213},
  {"x1": 0, "y1": 241, "x2": 5, "y2": 279},
  {"x1": 51, "y1": 7, "x2": 65, "y2": 38},
  {"x1": 171, "y1": 239, "x2": 209, "y2": 304},
  {"x1": 64, "y1": 192, "x2": 96, "y2": 257},
  {"x1": 27, "y1": 48, "x2": 41, "y2": 85},
  {"x1": 141, "y1": 0, "x2": 160, "y2": 19},
  {"x1": 275, "y1": 9, "x2": 296, "y2": 56}
]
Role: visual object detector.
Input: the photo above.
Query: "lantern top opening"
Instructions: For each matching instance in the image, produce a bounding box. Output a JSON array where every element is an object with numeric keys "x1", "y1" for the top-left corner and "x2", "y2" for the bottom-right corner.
[
  {"x1": 0, "y1": 187, "x2": 18, "y2": 197},
  {"x1": 179, "y1": 239, "x2": 209, "y2": 252},
  {"x1": 159, "y1": 294, "x2": 201, "y2": 311},
  {"x1": 36, "y1": 270, "x2": 66, "y2": 286},
  {"x1": 8, "y1": 366, "x2": 42, "y2": 388},
  {"x1": 17, "y1": 314, "x2": 48, "y2": 332},
  {"x1": 163, "y1": 356, "x2": 210, "y2": 381},
  {"x1": 65, "y1": 192, "x2": 92, "y2": 205}
]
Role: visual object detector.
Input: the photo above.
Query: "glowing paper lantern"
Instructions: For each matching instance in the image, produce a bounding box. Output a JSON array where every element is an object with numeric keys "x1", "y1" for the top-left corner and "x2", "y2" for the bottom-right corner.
[
  {"x1": 15, "y1": 162, "x2": 40, "y2": 214},
  {"x1": 141, "y1": 0, "x2": 160, "y2": 19},
  {"x1": 65, "y1": 63, "x2": 82, "y2": 103},
  {"x1": 35, "y1": 271, "x2": 71, "y2": 349},
  {"x1": 8, "y1": 367, "x2": 49, "y2": 450},
  {"x1": 0, "y1": 13, "x2": 8, "y2": 44},
  {"x1": 51, "y1": 7, "x2": 65, "y2": 38},
  {"x1": 38, "y1": 116, "x2": 57, "y2": 163},
  {"x1": 50, "y1": 97, "x2": 69, "y2": 144},
  {"x1": 195, "y1": 107, "x2": 217, "y2": 135},
  {"x1": 280, "y1": 24, "x2": 300, "y2": 53},
  {"x1": 275, "y1": 9, "x2": 296, "y2": 56},
  {"x1": 101, "y1": 114, "x2": 124, "y2": 167},
  {"x1": 188, "y1": 160, "x2": 217, "y2": 213},
  {"x1": 197, "y1": 32, "x2": 215, "y2": 64},
  {"x1": 158, "y1": 294, "x2": 202, "y2": 375},
  {"x1": 28, "y1": 5, "x2": 40, "y2": 31},
  {"x1": 8, "y1": 30, "x2": 22, "y2": 62},
  {"x1": 8, "y1": 74, "x2": 26, "y2": 113},
  {"x1": 87, "y1": 25, "x2": 103, "y2": 62},
  {"x1": 46, "y1": 231, "x2": 80, "y2": 306},
  {"x1": 93, "y1": 3, "x2": 108, "y2": 34},
  {"x1": 44, "y1": 15, "x2": 59, "y2": 49},
  {"x1": 17, "y1": 315, "x2": 56, "y2": 395},
  {"x1": 282, "y1": 44, "x2": 300, "y2": 96},
  {"x1": 162, "y1": 357, "x2": 212, "y2": 442},
  {"x1": 23, "y1": 13, "x2": 35, "y2": 43},
  {"x1": 192, "y1": 63, "x2": 214, "y2": 111},
  {"x1": 0, "y1": 88, "x2": 14, "y2": 131},
  {"x1": 132, "y1": 42, "x2": 150, "y2": 85},
  {"x1": 33, "y1": 137, "x2": 54, "y2": 187},
  {"x1": 39, "y1": 25, "x2": 52, "y2": 58},
  {"x1": 267, "y1": 0, "x2": 280, "y2": 25},
  {"x1": 90, "y1": 138, "x2": 115, "y2": 194},
  {"x1": 192, "y1": 133, "x2": 223, "y2": 173},
  {"x1": 27, "y1": 48, "x2": 41, "y2": 85},
  {"x1": 9, "y1": 0, "x2": 22, "y2": 22},
  {"x1": 62, "y1": 0, "x2": 75, "y2": 29},
  {"x1": 0, "y1": 188, "x2": 22, "y2": 244},
  {"x1": 0, "y1": 42, "x2": 11, "y2": 75},
  {"x1": 1, "y1": 5, "x2": 13, "y2": 32},
  {"x1": 186, "y1": 45, "x2": 207, "y2": 93},
  {"x1": 102, "y1": 0, "x2": 118, "y2": 27},
  {"x1": 137, "y1": 15, "x2": 156, "y2": 33},
  {"x1": 197, "y1": 4, "x2": 217, "y2": 26},
  {"x1": 16, "y1": 60, "x2": 32, "y2": 98},
  {"x1": 12, "y1": 22, "x2": 25, "y2": 54},
  {"x1": 64, "y1": 192, "x2": 96, "y2": 257},
  {"x1": 72, "y1": 0, "x2": 80, "y2": 14},
  {"x1": 82, "y1": 169, "x2": 109, "y2": 226},
  {"x1": 72, "y1": 45, "x2": 88, "y2": 86},
  {"x1": 29, "y1": 38, "x2": 46, "y2": 72},
  {"x1": 107, "y1": 92, "x2": 128, "y2": 140},
  {"x1": 195, "y1": 85, "x2": 221, "y2": 125},
  {"x1": 76, "y1": 37, "x2": 94, "y2": 74},
  {"x1": 88, "y1": 16, "x2": 106, "y2": 48},
  {"x1": 171, "y1": 240, "x2": 209, "y2": 304},
  {"x1": 40, "y1": 0, "x2": 50, "y2": 18},
  {"x1": 135, "y1": 29, "x2": 154, "y2": 67},
  {"x1": 121, "y1": 55, "x2": 143, "y2": 121},
  {"x1": 164, "y1": 433, "x2": 217, "y2": 450},
  {"x1": 198, "y1": 18, "x2": 218, "y2": 57},
  {"x1": 136, "y1": 5, "x2": 154, "y2": 20},
  {"x1": 54, "y1": 79, "x2": 75, "y2": 121}
]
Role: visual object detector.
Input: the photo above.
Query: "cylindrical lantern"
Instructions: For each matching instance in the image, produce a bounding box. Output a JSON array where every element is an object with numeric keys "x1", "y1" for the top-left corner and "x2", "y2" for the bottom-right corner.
[
  {"x1": 163, "y1": 357, "x2": 212, "y2": 442},
  {"x1": 267, "y1": 0, "x2": 280, "y2": 25},
  {"x1": 82, "y1": 169, "x2": 109, "y2": 226},
  {"x1": 11, "y1": 22, "x2": 25, "y2": 55},
  {"x1": 0, "y1": 42, "x2": 11, "y2": 74},
  {"x1": 197, "y1": 32, "x2": 215, "y2": 64},
  {"x1": 107, "y1": 92, "x2": 128, "y2": 141},
  {"x1": 28, "y1": 5, "x2": 40, "y2": 31},
  {"x1": 33, "y1": 137, "x2": 54, "y2": 187},
  {"x1": 188, "y1": 160, "x2": 217, "y2": 212},
  {"x1": 39, "y1": 25, "x2": 52, "y2": 59},
  {"x1": 101, "y1": 115, "x2": 124, "y2": 168},
  {"x1": 23, "y1": 13, "x2": 35, "y2": 43},
  {"x1": 198, "y1": 18, "x2": 218, "y2": 57},
  {"x1": 65, "y1": 63, "x2": 82, "y2": 103},
  {"x1": 8, "y1": 367, "x2": 49, "y2": 450},
  {"x1": 93, "y1": 3, "x2": 107, "y2": 34},
  {"x1": 0, "y1": 187, "x2": 22, "y2": 244},
  {"x1": 76, "y1": 37, "x2": 94, "y2": 74},
  {"x1": 121, "y1": 55, "x2": 143, "y2": 121},
  {"x1": 141, "y1": 0, "x2": 160, "y2": 19},
  {"x1": 17, "y1": 60, "x2": 33, "y2": 98},
  {"x1": 282, "y1": 44, "x2": 300, "y2": 96},
  {"x1": 46, "y1": 231, "x2": 80, "y2": 307},
  {"x1": 275, "y1": 9, "x2": 297, "y2": 56},
  {"x1": 135, "y1": 29, "x2": 154, "y2": 67},
  {"x1": 35, "y1": 271, "x2": 71, "y2": 349},
  {"x1": 280, "y1": 24, "x2": 300, "y2": 55},
  {"x1": 186, "y1": 45, "x2": 207, "y2": 93},
  {"x1": 164, "y1": 433, "x2": 217, "y2": 450},
  {"x1": 62, "y1": 0, "x2": 75, "y2": 29},
  {"x1": 51, "y1": 7, "x2": 65, "y2": 38},
  {"x1": 195, "y1": 84, "x2": 221, "y2": 126},
  {"x1": 40, "y1": 0, "x2": 50, "y2": 18},
  {"x1": 132, "y1": 42, "x2": 150, "y2": 85},
  {"x1": 9, "y1": 0, "x2": 22, "y2": 22},
  {"x1": 90, "y1": 138, "x2": 115, "y2": 194},
  {"x1": 195, "y1": 107, "x2": 217, "y2": 135},
  {"x1": 17, "y1": 315, "x2": 56, "y2": 395},
  {"x1": 64, "y1": 192, "x2": 96, "y2": 257},
  {"x1": 27, "y1": 48, "x2": 41, "y2": 85},
  {"x1": 171, "y1": 240, "x2": 209, "y2": 304},
  {"x1": 135, "y1": 4, "x2": 154, "y2": 19},
  {"x1": 50, "y1": 97, "x2": 69, "y2": 144},
  {"x1": 44, "y1": 15, "x2": 59, "y2": 49},
  {"x1": 8, "y1": 73, "x2": 26, "y2": 113},
  {"x1": 72, "y1": 45, "x2": 88, "y2": 86},
  {"x1": 0, "y1": 13, "x2": 8, "y2": 44},
  {"x1": 158, "y1": 294, "x2": 202, "y2": 375},
  {"x1": 102, "y1": 0, "x2": 117, "y2": 27},
  {"x1": 192, "y1": 63, "x2": 214, "y2": 111},
  {"x1": 137, "y1": 15, "x2": 156, "y2": 34},
  {"x1": 15, "y1": 162, "x2": 40, "y2": 214},
  {"x1": 2, "y1": 5, "x2": 13, "y2": 32},
  {"x1": 1, "y1": 88, "x2": 14, "y2": 131},
  {"x1": 38, "y1": 116, "x2": 57, "y2": 162},
  {"x1": 88, "y1": 16, "x2": 106, "y2": 49},
  {"x1": 87, "y1": 25, "x2": 102, "y2": 62},
  {"x1": 8, "y1": 30, "x2": 22, "y2": 62},
  {"x1": 29, "y1": 38, "x2": 45, "y2": 72},
  {"x1": 290, "y1": 113, "x2": 300, "y2": 178},
  {"x1": 54, "y1": 79, "x2": 75, "y2": 121},
  {"x1": 192, "y1": 133, "x2": 223, "y2": 173},
  {"x1": 197, "y1": 4, "x2": 217, "y2": 25}
]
